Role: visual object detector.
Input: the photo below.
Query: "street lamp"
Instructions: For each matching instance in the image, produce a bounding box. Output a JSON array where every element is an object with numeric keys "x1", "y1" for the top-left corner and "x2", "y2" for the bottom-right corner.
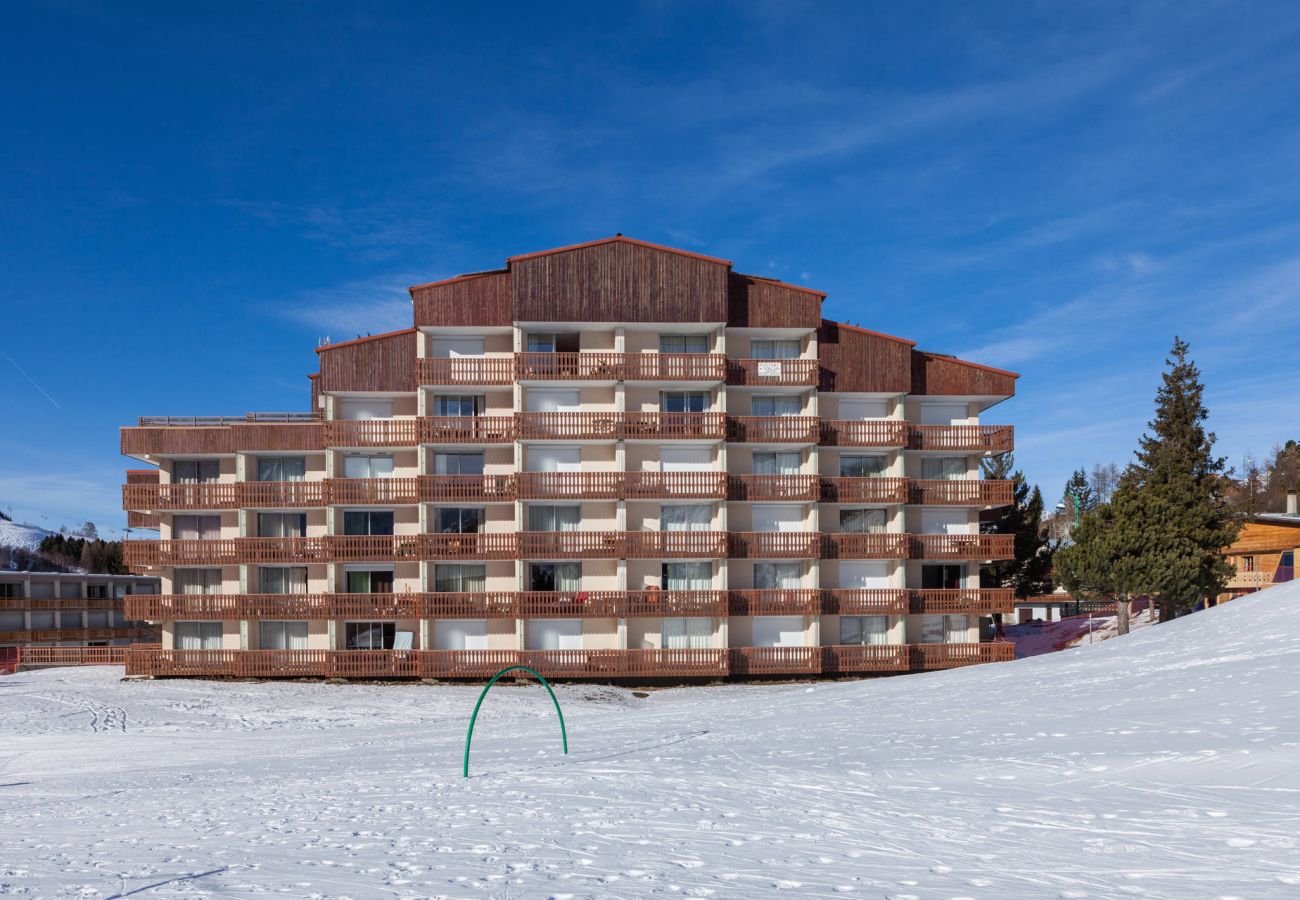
[{"x1": 1057, "y1": 492, "x2": 1082, "y2": 527}]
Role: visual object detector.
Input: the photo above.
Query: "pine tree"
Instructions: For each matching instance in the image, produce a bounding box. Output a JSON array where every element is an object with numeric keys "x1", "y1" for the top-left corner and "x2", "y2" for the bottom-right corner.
[
  {"x1": 1062, "y1": 468, "x2": 1096, "y2": 516},
  {"x1": 980, "y1": 454, "x2": 1055, "y2": 599}
]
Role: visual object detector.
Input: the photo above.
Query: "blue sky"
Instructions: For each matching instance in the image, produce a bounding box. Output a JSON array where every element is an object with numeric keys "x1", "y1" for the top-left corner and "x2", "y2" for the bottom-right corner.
[{"x1": 3, "y1": 1, "x2": 1300, "y2": 535}]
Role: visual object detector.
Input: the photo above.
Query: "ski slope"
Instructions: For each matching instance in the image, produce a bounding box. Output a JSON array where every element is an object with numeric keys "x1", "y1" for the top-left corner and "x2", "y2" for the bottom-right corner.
[
  {"x1": 2, "y1": 586, "x2": 1299, "y2": 898},
  {"x1": 0, "y1": 519, "x2": 54, "y2": 553}
]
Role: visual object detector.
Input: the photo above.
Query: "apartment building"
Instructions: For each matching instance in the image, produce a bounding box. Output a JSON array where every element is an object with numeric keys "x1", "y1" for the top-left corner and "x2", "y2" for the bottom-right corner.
[
  {"x1": 0, "y1": 571, "x2": 161, "y2": 668},
  {"x1": 120, "y1": 236, "x2": 1018, "y2": 681}
]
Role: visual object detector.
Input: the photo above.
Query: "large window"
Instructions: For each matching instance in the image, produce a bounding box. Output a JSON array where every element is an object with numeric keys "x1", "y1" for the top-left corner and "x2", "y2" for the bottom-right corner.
[
  {"x1": 753, "y1": 562, "x2": 802, "y2": 590},
  {"x1": 342, "y1": 455, "x2": 394, "y2": 479},
  {"x1": 436, "y1": 507, "x2": 484, "y2": 533},
  {"x1": 338, "y1": 399, "x2": 393, "y2": 420},
  {"x1": 434, "y1": 564, "x2": 486, "y2": 593},
  {"x1": 174, "y1": 568, "x2": 222, "y2": 594},
  {"x1": 662, "y1": 562, "x2": 712, "y2": 591},
  {"x1": 752, "y1": 451, "x2": 802, "y2": 475},
  {"x1": 839, "y1": 616, "x2": 889, "y2": 645},
  {"x1": 663, "y1": 618, "x2": 712, "y2": 649},
  {"x1": 660, "y1": 334, "x2": 710, "y2": 353},
  {"x1": 750, "y1": 339, "x2": 800, "y2": 359},
  {"x1": 526, "y1": 619, "x2": 582, "y2": 650},
  {"x1": 343, "y1": 510, "x2": 395, "y2": 536},
  {"x1": 173, "y1": 515, "x2": 220, "y2": 540},
  {"x1": 751, "y1": 395, "x2": 802, "y2": 417},
  {"x1": 661, "y1": 504, "x2": 712, "y2": 531},
  {"x1": 529, "y1": 562, "x2": 581, "y2": 592},
  {"x1": 60, "y1": 611, "x2": 83, "y2": 628},
  {"x1": 261, "y1": 567, "x2": 308, "y2": 594},
  {"x1": 346, "y1": 569, "x2": 394, "y2": 593},
  {"x1": 840, "y1": 508, "x2": 888, "y2": 534},
  {"x1": 921, "y1": 614, "x2": 969, "y2": 644},
  {"x1": 175, "y1": 621, "x2": 223, "y2": 650},
  {"x1": 256, "y1": 457, "x2": 306, "y2": 482},
  {"x1": 840, "y1": 455, "x2": 888, "y2": 478},
  {"x1": 173, "y1": 460, "x2": 219, "y2": 483},
  {"x1": 257, "y1": 512, "x2": 305, "y2": 538},
  {"x1": 526, "y1": 332, "x2": 579, "y2": 353},
  {"x1": 345, "y1": 622, "x2": 395, "y2": 650},
  {"x1": 661, "y1": 391, "x2": 709, "y2": 413},
  {"x1": 921, "y1": 564, "x2": 966, "y2": 590},
  {"x1": 528, "y1": 505, "x2": 580, "y2": 532},
  {"x1": 432, "y1": 395, "x2": 484, "y2": 417},
  {"x1": 259, "y1": 620, "x2": 308, "y2": 650},
  {"x1": 433, "y1": 452, "x2": 484, "y2": 475},
  {"x1": 921, "y1": 457, "x2": 968, "y2": 481}
]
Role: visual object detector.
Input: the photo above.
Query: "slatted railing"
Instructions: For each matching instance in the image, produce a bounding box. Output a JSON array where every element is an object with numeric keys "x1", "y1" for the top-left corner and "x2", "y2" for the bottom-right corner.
[
  {"x1": 909, "y1": 588, "x2": 1015, "y2": 614},
  {"x1": 727, "y1": 416, "x2": 820, "y2": 443},
  {"x1": 819, "y1": 477, "x2": 909, "y2": 504},
  {"x1": 323, "y1": 418, "x2": 420, "y2": 447},
  {"x1": 910, "y1": 642, "x2": 1014, "y2": 669},
  {"x1": 819, "y1": 420, "x2": 909, "y2": 447},
  {"x1": 909, "y1": 479, "x2": 1014, "y2": 506},
  {"x1": 729, "y1": 646, "x2": 821, "y2": 675},
  {"x1": 327, "y1": 477, "x2": 422, "y2": 505},
  {"x1": 909, "y1": 534, "x2": 1015, "y2": 560},
  {"x1": 419, "y1": 474, "x2": 517, "y2": 502},
  {"x1": 908, "y1": 425, "x2": 1014, "y2": 453},
  {"x1": 821, "y1": 644, "x2": 910, "y2": 673},
  {"x1": 419, "y1": 416, "x2": 516, "y2": 443},
  {"x1": 822, "y1": 589, "x2": 910, "y2": 615},
  {"x1": 728, "y1": 474, "x2": 819, "y2": 501},
  {"x1": 416, "y1": 356, "x2": 515, "y2": 386},
  {"x1": 820, "y1": 533, "x2": 910, "y2": 559},
  {"x1": 727, "y1": 532, "x2": 819, "y2": 558},
  {"x1": 728, "y1": 589, "x2": 821, "y2": 615},
  {"x1": 725, "y1": 358, "x2": 819, "y2": 386}
]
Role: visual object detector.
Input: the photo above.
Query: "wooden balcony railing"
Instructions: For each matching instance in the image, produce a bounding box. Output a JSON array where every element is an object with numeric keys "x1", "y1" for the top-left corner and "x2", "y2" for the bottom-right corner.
[
  {"x1": 323, "y1": 535, "x2": 426, "y2": 562},
  {"x1": 328, "y1": 477, "x2": 422, "y2": 505},
  {"x1": 727, "y1": 532, "x2": 819, "y2": 558},
  {"x1": 125, "y1": 533, "x2": 521, "y2": 567},
  {"x1": 518, "y1": 591, "x2": 623, "y2": 618},
  {"x1": 909, "y1": 534, "x2": 1015, "y2": 560},
  {"x1": 121, "y1": 418, "x2": 324, "y2": 456},
  {"x1": 514, "y1": 352, "x2": 726, "y2": 382},
  {"x1": 908, "y1": 425, "x2": 1014, "y2": 453},
  {"x1": 624, "y1": 531, "x2": 729, "y2": 558},
  {"x1": 19, "y1": 646, "x2": 131, "y2": 667},
  {"x1": 819, "y1": 420, "x2": 908, "y2": 447},
  {"x1": 820, "y1": 533, "x2": 910, "y2": 559},
  {"x1": 725, "y1": 358, "x2": 819, "y2": 387},
  {"x1": 419, "y1": 474, "x2": 517, "y2": 502},
  {"x1": 516, "y1": 471, "x2": 727, "y2": 500},
  {"x1": 422, "y1": 592, "x2": 519, "y2": 618},
  {"x1": 422, "y1": 533, "x2": 519, "y2": 559},
  {"x1": 124, "y1": 648, "x2": 521, "y2": 680},
  {"x1": 911, "y1": 642, "x2": 1014, "y2": 670},
  {"x1": 822, "y1": 588, "x2": 910, "y2": 615},
  {"x1": 324, "y1": 418, "x2": 420, "y2": 447},
  {"x1": 819, "y1": 477, "x2": 909, "y2": 504},
  {"x1": 515, "y1": 412, "x2": 622, "y2": 440},
  {"x1": 727, "y1": 416, "x2": 819, "y2": 443},
  {"x1": 241, "y1": 481, "x2": 329, "y2": 507},
  {"x1": 623, "y1": 353, "x2": 726, "y2": 382},
  {"x1": 419, "y1": 416, "x2": 516, "y2": 444},
  {"x1": 621, "y1": 412, "x2": 727, "y2": 440},
  {"x1": 0, "y1": 626, "x2": 157, "y2": 643},
  {"x1": 909, "y1": 589, "x2": 1015, "y2": 614},
  {"x1": 1, "y1": 597, "x2": 120, "y2": 612},
  {"x1": 128, "y1": 510, "x2": 161, "y2": 529},
  {"x1": 125, "y1": 592, "x2": 416, "y2": 621},
  {"x1": 1226, "y1": 570, "x2": 1275, "y2": 589},
  {"x1": 728, "y1": 589, "x2": 821, "y2": 616},
  {"x1": 729, "y1": 646, "x2": 821, "y2": 676},
  {"x1": 909, "y1": 479, "x2": 1014, "y2": 506},
  {"x1": 416, "y1": 356, "x2": 515, "y2": 386},
  {"x1": 621, "y1": 590, "x2": 729, "y2": 617},
  {"x1": 122, "y1": 481, "x2": 329, "y2": 511},
  {"x1": 728, "y1": 474, "x2": 818, "y2": 501},
  {"x1": 516, "y1": 531, "x2": 627, "y2": 559},
  {"x1": 821, "y1": 644, "x2": 910, "y2": 673}
]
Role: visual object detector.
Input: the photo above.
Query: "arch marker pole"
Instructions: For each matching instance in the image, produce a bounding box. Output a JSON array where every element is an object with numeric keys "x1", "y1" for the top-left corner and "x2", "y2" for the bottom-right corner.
[{"x1": 464, "y1": 665, "x2": 568, "y2": 778}]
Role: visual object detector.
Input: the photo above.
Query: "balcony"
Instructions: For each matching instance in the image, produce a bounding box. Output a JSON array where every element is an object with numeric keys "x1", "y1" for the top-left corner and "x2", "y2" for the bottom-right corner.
[
  {"x1": 324, "y1": 418, "x2": 419, "y2": 447},
  {"x1": 911, "y1": 642, "x2": 1014, "y2": 670},
  {"x1": 909, "y1": 589, "x2": 1015, "y2": 614},
  {"x1": 908, "y1": 425, "x2": 1014, "y2": 453},
  {"x1": 727, "y1": 416, "x2": 820, "y2": 443},
  {"x1": 122, "y1": 414, "x2": 324, "y2": 457},
  {"x1": 909, "y1": 534, "x2": 1014, "y2": 560},
  {"x1": 622, "y1": 353, "x2": 726, "y2": 382},
  {"x1": 728, "y1": 474, "x2": 819, "y2": 502},
  {"x1": 422, "y1": 533, "x2": 518, "y2": 559},
  {"x1": 419, "y1": 474, "x2": 517, "y2": 502},
  {"x1": 625, "y1": 531, "x2": 729, "y2": 558},
  {"x1": 820, "y1": 533, "x2": 910, "y2": 559},
  {"x1": 513, "y1": 352, "x2": 726, "y2": 383},
  {"x1": 728, "y1": 589, "x2": 821, "y2": 616},
  {"x1": 416, "y1": 356, "x2": 514, "y2": 386},
  {"x1": 420, "y1": 416, "x2": 516, "y2": 444},
  {"x1": 728, "y1": 646, "x2": 821, "y2": 676},
  {"x1": 819, "y1": 477, "x2": 909, "y2": 504},
  {"x1": 422, "y1": 592, "x2": 519, "y2": 618},
  {"x1": 123, "y1": 648, "x2": 520, "y2": 680},
  {"x1": 128, "y1": 511, "x2": 161, "y2": 529},
  {"x1": 1226, "y1": 570, "x2": 1275, "y2": 590},
  {"x1": 124, "y1": 533, "x2": 520, "y2": 568},
  {"x1": 621, "y1": 590, "x2": 728, "y2": 617},
  {"x1": 822, "y1": 588, "x2": 910, "y2": 615},
  {"x1": 0, "y1": 626, "x2": 158, "y2": 643},
  {"x1": 322, "y1": 535, "x2": 426, "y2": 562},
  {"x1": 518, "y1": 591, "x2": 624, "y2": 618},
  {"x1": 819, "y1": 420, "x2": 908, "y2": 447},
  {"x1": 329, "y1": 477, "x2": 422, "y2": 505},
  {"x1": 726, "y1": 358, "x2": 818, "y2": 387},
  {"x1": 517, "y1": 531, "x2": 627, "y2": 559},
  {"x1": 122, "y1": 481, "x2": 328, "y2": 511},
  {"x1": 821, "y1": 644, "x2": 910, "y2": 673},
  {"x1": 622, "y1": 412, "x2": 726, "y2": 440},
  {"x1": 727, "y1": 532, "x2": 819, "y2": 559},
  {"x1": 516, "y1": 471, "x2": 727, "y2": 500},
  {"x1": 909, "y1": 479, "x2": 1014, "y2": 507}
]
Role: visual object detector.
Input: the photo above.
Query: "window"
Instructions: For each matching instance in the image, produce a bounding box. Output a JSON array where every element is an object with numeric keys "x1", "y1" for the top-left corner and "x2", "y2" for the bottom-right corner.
[
  {"x1": 174, "y1": 568, "x2": 222, "y2": 595},
  {"x1": 752, "y1": 451, "x2": 801, "y2": 475},
  {"x1": 663, "y1": 618, "x2": 712, "y2": 649},
  {"x1": 256, "y1": 457, "x2": 306, "y2": 482},
  {"x1": 840, "y1": 508, "x2": 888, "y2": 534},
  {"x1": 346, "y1": 569, "x2": 394, "y2": 593},
  {"x1": 526, "y1": 619, "x2": 582, "y2": 650},
  {"x1": 434, "y1": 619, "x2": 488, "y2": 650},
  {"x1": 59, "y1": 611, "x2": 83, "y2": 628},
  {"x1": 921, "y1": 458, "x2": 967, "y2": 481},
  {"x1": 434, "y1": 452, "x2": 485, "y2": 476},
  {"x1": 343, "y1": 510, "x2": 395, "y2": 536},
  {"x1": 921, "y1": 564, "x2": 966, "y2": 590},
  {"x1": 752, "y1": 616, "x2": 805, "y2": 647},
  {"x1": 660, "y1": 334, "x2": 710, "y2": 353},
  {"x1": 342, "y1": 455, "x2": 394, "y2": 479},
  {"x1": 838, "y1": 398, "x2": 888, "y2": 420},
  {"x1": 525, "y1": 332, "x2": 579, "y2": 353},
  {"x1": 259, "y1": 620, "x2": 309, "y2": 650},
  {"x1": 750, "y1": 339, "x2": 800, "y2": 360},
  {"x1": 436, "y1": 507, "x2": 484, "y2": 534},
  {"x1": 840, "y1": 455, "x2": 888, "y2": 478},
  {"x1": 0, "y1": 583, "x2": 18, "y2": 599},
  {"x1": 663, "y1": 562, "x2": 712, "y2": 590},
  {"x1": 257, "y1": 512, "x2": 305, "y2": 538},
  {"x1": 86, "y1": 584, "x2": 109, "y2": 599},
  {"x1": 434, "y1": 564, "x2": 486, "y2": 593},
  {"x1": 28, "y1": 611, "x2": 54, "y2": 629},
  {"x1": 433, "y1": 395, "x2": 484, "y2": 417},
  {"x1": 661, "y1": 391, "x2": 709, "y2": 413},
  {"x1": 751, "y1": 395, "x2": 802, "y2": 417},
  {"x1": 661, "y1": 447, "x2": 712, "y2": 471},
  {"x1": 840, "y1": 616, "x2": 889, "y2": 645},
  {"x1": 86, "y1": 611, "x2": 109, "y2": 628},
  {"x1": 528, "y1": 505, "x2": 580, "y2": 532},
  {"x1": 173, "y1": 515, "x2": 220, "y2": 540},
  {"x1": 432, "y1": 337, "x2": 485, "y2": 358},
  {"x1": 525, "y1": 447, "x2": 580, "y2": 473},
  {"x1": 524, "y1": 389, "x2": 580, "y2": 413},
  {"x1": 260, "y1": 567, "x2": 308, "y2": 594},
  {"x1": 338, "y1": 399, "x2": 393, "y2": 421},
  {"x1": 173, "y1": 460, "x2": 220, "y2": 483},
  {"x1": 661, "y1": 504, "x2": 712, "y2": 531},
  {"x1": 921, "y1": 614, "x2": 969, "y2": 644},
  {"x1": 175, "y1": 621, "x2": 223, "y2": 650},
  {"x1": 529, "y1": 562, "x2": 581, "y2": 592},
  {"x1": 919, "y1": 402, "x2": 967, "y2": 426},
  {"x1": 345, "y1": 622, "x2": 395, "y2": 650},
  {"x1": 754, "y1": 562, "x2": 802, "y2": 590}
]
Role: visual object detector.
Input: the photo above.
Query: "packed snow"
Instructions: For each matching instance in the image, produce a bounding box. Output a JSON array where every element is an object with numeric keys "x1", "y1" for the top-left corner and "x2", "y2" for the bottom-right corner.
[
  {"x1": 0, "y1": 519, "x2": 54, "y2": 553},
  {"x1": 3, "y1": 586, "x2": 1300, "y2": 898},
  {"x1": 1006, "y1": 603, "x2": 1159, "y2": 658}
]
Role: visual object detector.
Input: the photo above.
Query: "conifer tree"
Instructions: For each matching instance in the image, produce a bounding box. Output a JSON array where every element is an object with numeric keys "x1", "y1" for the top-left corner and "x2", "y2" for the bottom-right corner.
[
  {"x1": 980, "y1": 453, "x2": 1055, "y2": 599},
  {"x1": 1061, "y1": 468, "x2": 1096, "y2": 516}
]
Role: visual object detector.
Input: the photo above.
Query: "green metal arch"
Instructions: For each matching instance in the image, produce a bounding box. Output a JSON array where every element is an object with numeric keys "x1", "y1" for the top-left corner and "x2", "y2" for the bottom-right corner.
[{"x1": 463, "y1": 665, "x2": 568, "y2": 778}]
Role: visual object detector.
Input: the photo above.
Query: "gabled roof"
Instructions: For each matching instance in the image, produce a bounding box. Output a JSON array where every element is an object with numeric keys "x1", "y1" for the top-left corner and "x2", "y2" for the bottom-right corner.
[
  {"x1": 825, "y1": 319, "x2": 916, "y2": 346},
  {"x1": 914, "y1": 350, "x2": 1021, "y2": 380},
  {"x1": 507, "y1": 235, "x2": 733, "y2": 267},
  {"x1": 408, "y1": 269, "x2": 508, "y2": 294},
  {"x1": 314, "y1": 328, "x2": 416, "y2": 354}
]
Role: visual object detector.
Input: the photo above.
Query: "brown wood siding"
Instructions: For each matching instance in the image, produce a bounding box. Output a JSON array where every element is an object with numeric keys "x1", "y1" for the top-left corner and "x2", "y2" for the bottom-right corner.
[
  {"x1": 817, "y1": 320, "x2": 912, "y2": 393},
  {"x1": 1224, "y1": 521, "x2": 1300, "y2": 554},
  {"x1": 910, "y1": 351, "x2": 1017, "y2": 397},
  {"x1": 411, "y1": 271, "x2": 512, "y2": 327},
  {"x1": 309, "y1": 373, "x2": 321, "y2": 412},
  {"x1": 728, "y1": 274, "x2": 823, "y2": 328},
  {"x1": 121, "y1": 423, "x2": 324, "y2": 456},
  {"x1": 317, "y1": 330, "x2": 416, "y2": 393},
  {"x1": 512, "y1": 242, "x2": 728, "y2": 323}
]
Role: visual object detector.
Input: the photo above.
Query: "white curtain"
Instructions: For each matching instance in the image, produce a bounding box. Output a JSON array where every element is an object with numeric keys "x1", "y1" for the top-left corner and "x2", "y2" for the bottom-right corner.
[
  {"x1": 258, "y1": 457, "x2": 305, "y2": 482},
  {"x1": 526, "y1": 619, "x2": 582, "y2": 650},
  {"x1": 176, "y1": 622, "x2": 222, "y2": 650},
  {"x1": 435, "y1": 619, "x2": 488, "y2": 650},
  {"x1": 922, "y1": 457, "x2": 968, "y2": 480},
  {"x1": 839, "y1": 616, "x2": 889, "y2": 645},
  {"x1": 945, "y1": 615, "x2": 969, "y2": 643},
  {"x1": 754, "y1": 562, "x2": 802, "y2": 590},
  {"x1": 660, "y1": 334, "x2": 709, "y2": 353},
  {"x1": 661, "y1": 505, "x2": 712, "y2": 531},
  {"x1": 259, "y1": 620, "x2": 308, "y2": 650},
  {"x1": 258, "y1": 513, "x2": 305, "y2": 538},
  {"x1": 664, "y1": 562, "x2": 711, "y2": 591},
  {"x1": 751, "y1": 395, "x2": 802, "y2": 417},
  {"x1": 750, "y1": 340, "x2": 800, "y2": 360},
  {"x1": 921, "y1": 615, "x2": 946, "y2": 644},
  {"x1": 837, "y1": 399, "x2": 888, "y2": 420},
  {"x1": 840, "y1": 508, "x2": 887, "y2": 534},
  {"x1": 529, "y1": 505, "x2": 580, "y2": 531},
  {"x1": 524, "y1": 390, "x2": 580, "y2": 413},
  {"x1": 663, "y1": 617, "x2": 712, "y2": 649},
  {"x1": 555, "y1": 562, "x2": 581, "y2": 592},
  {"x1": 839, "y1": 455, "x2": 887, "y2": 477},
  {"x1": 343, "y1": 455, "x2": 394, "y2": 478},
  {"x1": 261, "y1": 567, "x2": 307, "y2": 594},
  {"x1": 435, "y1": 564, "x2": 485, "y2": 593},
  {"x1": 174, "y1": 515, "x2": 220, "y2": 540},
  {"x1": 339, "y1": 399, "x2": 394, "y2": 421},
  {"x1": 752, "y1": 452, "x2": 801, "y2": 475}
]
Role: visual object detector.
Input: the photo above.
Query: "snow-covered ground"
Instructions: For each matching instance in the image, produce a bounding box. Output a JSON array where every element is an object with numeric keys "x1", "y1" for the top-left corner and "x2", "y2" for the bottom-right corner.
[
  {"x1": 3, "y1": 586, "x2": 1300, "y2": 898},
  {"x1": 0, "y1": 519, "x2": 54, "y2": 553},
  {"x1": 1006, "y1": 603, "x2": 1159, "y2": 658}
]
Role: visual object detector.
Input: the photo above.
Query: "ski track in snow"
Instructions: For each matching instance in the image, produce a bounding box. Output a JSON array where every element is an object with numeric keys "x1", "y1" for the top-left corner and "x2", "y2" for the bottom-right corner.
[{"x1": 2, "y1": 589, "x2": 1300, "y2": 898}]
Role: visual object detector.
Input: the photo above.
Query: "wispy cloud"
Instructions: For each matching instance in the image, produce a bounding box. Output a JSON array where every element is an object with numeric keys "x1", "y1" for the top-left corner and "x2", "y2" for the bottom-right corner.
[{"x1": 272, "y1": 273, "x2": 424, "y2": 338}]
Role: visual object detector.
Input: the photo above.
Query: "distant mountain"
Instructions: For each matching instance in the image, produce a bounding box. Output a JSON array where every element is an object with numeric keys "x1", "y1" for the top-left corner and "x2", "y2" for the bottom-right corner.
[{"x1": 0, "y1": 520, "x2": 57, "y2": 553}]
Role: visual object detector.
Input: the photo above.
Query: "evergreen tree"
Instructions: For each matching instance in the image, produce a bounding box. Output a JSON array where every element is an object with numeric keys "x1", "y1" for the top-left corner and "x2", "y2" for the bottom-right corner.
[
  {"x1": 980, "y1": 454, "x2": 1055, "y2": 599},
  {"x1": 1061, "y1": 468, "x2": 1096, "y2": 516}
]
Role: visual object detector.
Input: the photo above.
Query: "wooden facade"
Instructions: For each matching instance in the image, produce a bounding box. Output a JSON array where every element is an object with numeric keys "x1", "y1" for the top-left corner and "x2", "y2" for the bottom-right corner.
[
  {"x1": 911, "y1": 351, "x2": 1018, "y2": 397},
  {"x1": 410, "y1": 270, "x2": 512, "y2": 327},
  {"x1": 727, "y1": 273, "x2": 824, "y2": 329},
  {"x1": 316, "y1": 329, "x2": 417, "y2": 393},
  {"x1": 817, "y1": 321, "x2": 914, "y2": 394}
]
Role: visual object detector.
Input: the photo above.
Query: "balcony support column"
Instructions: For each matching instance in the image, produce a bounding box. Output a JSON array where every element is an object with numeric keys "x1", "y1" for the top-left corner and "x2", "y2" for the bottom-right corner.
[
  {"x1": 420, "y1": 618, "x2": 430, "y2": 651},
  {"x1": 239, "y1": 619, "x2": 249, "y2": 650},
  {"x1": 617, "y1": 618, "x2": 627, "y2": 650},
  {"x1": 327, "y1": 619, "x2": 336, "y2": 650}
]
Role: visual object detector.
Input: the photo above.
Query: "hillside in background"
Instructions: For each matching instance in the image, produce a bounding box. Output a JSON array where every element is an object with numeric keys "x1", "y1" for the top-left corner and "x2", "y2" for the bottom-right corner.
[{"x1": 0, "y1": 519, "x2": 55, "y2": 553}]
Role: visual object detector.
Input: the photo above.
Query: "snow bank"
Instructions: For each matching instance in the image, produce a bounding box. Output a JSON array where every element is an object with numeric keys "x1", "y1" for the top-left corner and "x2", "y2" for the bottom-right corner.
[{"x1": 2, "y1": 584, "x2": 1299, "y2": 897}]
